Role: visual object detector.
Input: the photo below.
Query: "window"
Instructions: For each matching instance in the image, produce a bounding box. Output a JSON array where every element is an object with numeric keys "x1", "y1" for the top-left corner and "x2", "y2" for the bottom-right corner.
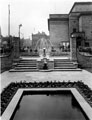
[{"x1": 73, "y1": 28, "x2": 76, "y2": 33}]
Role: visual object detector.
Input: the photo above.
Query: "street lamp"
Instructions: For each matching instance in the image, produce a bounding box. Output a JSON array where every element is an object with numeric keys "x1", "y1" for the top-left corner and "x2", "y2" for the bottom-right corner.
[
  {"x1": 19, "y1": 24, "x2": 22, "y2": 51},
  {"x1": 19, "y1": 24, "x2": 22, "y2": 38}
]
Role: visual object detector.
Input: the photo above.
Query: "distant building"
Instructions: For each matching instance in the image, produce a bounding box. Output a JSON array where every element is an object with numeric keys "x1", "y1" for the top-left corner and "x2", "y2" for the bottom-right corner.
[
  {"x1": 20, "y1": 38, "x2": 32, "y2": 48},
  {"x1": 48, "y1": 2, "x2": 92, "y2": 49},
  {"x1": 32, "y1": 32, "x2": 49, "y2": 50}
]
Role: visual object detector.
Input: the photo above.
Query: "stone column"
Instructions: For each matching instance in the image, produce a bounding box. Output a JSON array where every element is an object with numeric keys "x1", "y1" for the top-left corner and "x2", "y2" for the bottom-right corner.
[
  {"x1": 12, "y1": 37, "x2": 20, "y2": 58},
  {"x1": 70, "y1": 36, "x2": 77, "y2": 62}
]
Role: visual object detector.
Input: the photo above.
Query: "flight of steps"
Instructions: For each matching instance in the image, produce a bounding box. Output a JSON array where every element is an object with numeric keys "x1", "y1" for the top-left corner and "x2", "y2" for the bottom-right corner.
[
  {"x1": 10, "y1": 59, "x2": 38, "y2": 72},
  {"x1": 10, "y1": 58, "x2": 81, "y2": 72},
  {"x1": 54, "y1": 59, "x2": 81, "y2": 71}
]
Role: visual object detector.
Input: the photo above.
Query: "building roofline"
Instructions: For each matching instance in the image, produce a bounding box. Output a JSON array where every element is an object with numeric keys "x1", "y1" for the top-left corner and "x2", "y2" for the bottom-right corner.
[
  {"x1": 69, "y1": 2, "x2": 92, "y2": 14},
  {"x1": 49, "y1": 14, "x2": 68, "y2": 19},
  {"x1": 48, "y1": 18, "x2": 69, "y2": 21},
  {"x1": 49, "y1": 14, "x2": 68, "y2": 15},
  {"x1": 69, "y1": 11, "x2": 92, "y2": 17}
]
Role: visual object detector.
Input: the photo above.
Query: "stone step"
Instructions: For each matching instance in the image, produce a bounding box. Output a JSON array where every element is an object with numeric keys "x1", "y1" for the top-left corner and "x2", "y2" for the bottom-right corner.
[
  {"x1": 20, "y1": 60, "x2": 36, "y2": 62},
  {"x1": 16, "y1": 65, "x2": 36, "y2": 68},
  {"x1": 54, "y1": 59, "x2": 71, "y2": 61},
  {"x1": 9, "y1": 69, "x2": 38, "y2": 72},
  {"x1": 11, "y1": 58, "x2": 79, "y2": 72},
  {"x1": 15, "y1": 66, "x2": 37, "y2": 69},
  {"x1": 54, "y1": 59, "x2": 78, "y2": 70},
  {"x1": 54, "y1": 62, "x2": 73, "y2": 64},
  {"x1": 18, "y1": 62, "x2": 37, "y2": 64},
  {"x1": 54, "y1": 63, "x2": 74, "y2": 65},
  {"x1": 9, "y1": 68, "x2": 82, "y2": 72},
  {"x1": 17, "y1": 64, "x2": 36, "y2": 67},
  {"x1": 20, "y1": 61, "x2": 37, "y2": 63},
  {"x1": 20, "y1": 59, "x2": 37, "y2": 61},
  {"x1": 54, "y1": 66, "x2": 76, "y2": 68},
  {"x1": 53, "y1": 68, "x2": 82, "y2": 71},
  {"x1": 11, "y1": 59, "x2": 38, "y2": 72},
  {"x1": 54, "y1": 64, "x2": 75, "y2": 66},
  {"x1": 54, "y1": 66, "x2": 77, "y2": 69}
]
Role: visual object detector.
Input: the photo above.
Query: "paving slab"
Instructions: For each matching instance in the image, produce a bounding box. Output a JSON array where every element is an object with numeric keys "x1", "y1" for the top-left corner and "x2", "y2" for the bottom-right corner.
[{"x1": 0, "y1": 69, "x2": 92, "y2": 93}]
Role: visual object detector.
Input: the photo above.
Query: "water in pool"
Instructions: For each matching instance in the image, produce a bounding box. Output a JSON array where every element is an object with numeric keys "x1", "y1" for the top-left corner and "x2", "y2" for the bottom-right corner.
[{"x1": 12, "y1": 92, "x2": 88, "y2": 120}]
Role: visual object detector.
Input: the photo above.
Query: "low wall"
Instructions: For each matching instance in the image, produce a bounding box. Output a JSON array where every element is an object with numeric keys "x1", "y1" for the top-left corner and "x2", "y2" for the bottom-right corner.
[
  {"x1": 37, "y1": 61, "x2": 44, "y2": 69},
  {"x1": 77, "y1": 52, "x2": 92, "y2": 68},
  {"x1": 37, "y1": 59, "x2": 54, "y2": 70},
  {"x1": 1, "y1": 54, "x2": 13, "y2": 72},
  {"x1": 48, "y1": 61, "x2": 54, "y2": 69}
]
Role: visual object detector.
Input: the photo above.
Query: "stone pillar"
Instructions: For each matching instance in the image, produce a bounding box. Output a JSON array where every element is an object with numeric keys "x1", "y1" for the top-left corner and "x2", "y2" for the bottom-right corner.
[
  {"x1": 12, "y1": 37, "x2": 20, "y2": 58},
  {"x1": 48, "y1": 61, "x2": 54, "y2": 69},
  {"x1": 70, "y1": 36, "x2": 77, "y2": 62}
]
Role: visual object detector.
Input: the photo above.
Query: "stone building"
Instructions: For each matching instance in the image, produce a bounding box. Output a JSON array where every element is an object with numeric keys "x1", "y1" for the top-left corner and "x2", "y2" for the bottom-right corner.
[
  {"x1": 48, "y1": 2, "x2": 92, "y2": 49},
  {"x1": 21, "y1": 38, "x2": 32, "y2": 48}
]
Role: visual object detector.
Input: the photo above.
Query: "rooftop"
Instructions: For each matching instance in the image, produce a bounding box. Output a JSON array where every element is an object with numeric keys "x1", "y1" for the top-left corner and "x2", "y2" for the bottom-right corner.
[
  {"x1": 49, "y1": 14, "x2": 68, "y2": 19},
  {"x1": 69, "y1": 2, "x2": 92, "y2": 13}
]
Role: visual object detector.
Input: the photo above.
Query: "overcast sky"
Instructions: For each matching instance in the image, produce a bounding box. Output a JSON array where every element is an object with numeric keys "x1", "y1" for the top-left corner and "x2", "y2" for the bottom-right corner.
[{"x1": 0, "y1": 0, "x2": 91, "y2": 38}]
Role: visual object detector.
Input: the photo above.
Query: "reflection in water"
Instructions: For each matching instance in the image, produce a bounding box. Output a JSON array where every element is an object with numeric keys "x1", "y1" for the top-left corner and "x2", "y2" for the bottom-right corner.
[{"x1": 12, "y1": 93, "x2": 88, "y2": 120}]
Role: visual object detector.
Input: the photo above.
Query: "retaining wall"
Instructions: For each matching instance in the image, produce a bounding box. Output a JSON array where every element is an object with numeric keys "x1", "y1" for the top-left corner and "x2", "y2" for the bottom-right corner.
[
  {"x1": 77, "y1": 52, "x2": 92, "y2": 68},
  {"x1": 1, "y1": 54, "x2": 13, "y2": 72}
]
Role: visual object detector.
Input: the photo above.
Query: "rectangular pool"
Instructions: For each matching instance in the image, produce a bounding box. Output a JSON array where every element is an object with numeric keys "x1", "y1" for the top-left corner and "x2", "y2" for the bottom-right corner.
[{"x1": 11, "y1": 91, "x2": 88, "y2": 120}]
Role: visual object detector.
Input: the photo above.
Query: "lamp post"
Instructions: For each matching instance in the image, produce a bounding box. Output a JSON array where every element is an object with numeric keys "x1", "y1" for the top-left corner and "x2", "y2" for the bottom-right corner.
[
  {"x1": 19, "y1": 24, "x2": 22, "y2": 51},
  {"x1": 19, "y1": 24, "x2": 22, "y2": 38},
  {"x1": 8, "y1": 4, "x2": 10, "y2": 37}
]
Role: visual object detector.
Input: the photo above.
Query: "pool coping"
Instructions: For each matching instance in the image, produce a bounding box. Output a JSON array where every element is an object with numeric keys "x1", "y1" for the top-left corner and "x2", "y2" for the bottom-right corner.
[{"x1": 1, "y1": 88, "x2": 92, "y2": 120}]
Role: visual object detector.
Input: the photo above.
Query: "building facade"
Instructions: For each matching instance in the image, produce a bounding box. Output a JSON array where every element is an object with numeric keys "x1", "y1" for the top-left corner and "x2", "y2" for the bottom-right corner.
[
  {"x1": 21, "y1": 38, "x2": 32, "y2": 48},
  {"x1": 48, "y1": 2, "x2": 92, "y2": 49}
]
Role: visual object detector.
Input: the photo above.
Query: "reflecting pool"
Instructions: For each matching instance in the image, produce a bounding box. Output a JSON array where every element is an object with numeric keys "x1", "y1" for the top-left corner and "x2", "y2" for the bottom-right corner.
[{"x1": 12, "y1": 91, "x2": 88, "y2": 120}]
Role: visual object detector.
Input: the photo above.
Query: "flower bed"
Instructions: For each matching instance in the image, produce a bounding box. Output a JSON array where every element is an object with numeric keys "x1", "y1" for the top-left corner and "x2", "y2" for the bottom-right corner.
[{"x1": 1, "y1": 81, "x2": 92, "y2": 115}]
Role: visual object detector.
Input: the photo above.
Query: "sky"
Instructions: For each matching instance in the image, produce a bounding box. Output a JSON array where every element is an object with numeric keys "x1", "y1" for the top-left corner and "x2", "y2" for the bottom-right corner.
[{"x1": 0, "y1": 0, "x2": 91, "y2": 39}]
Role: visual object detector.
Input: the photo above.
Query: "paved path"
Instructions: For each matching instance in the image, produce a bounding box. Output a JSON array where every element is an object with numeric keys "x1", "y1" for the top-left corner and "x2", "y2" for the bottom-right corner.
[
  {"x1": 0, "y1": 69, "x2": 92, "y2": 93},
  {"x1": 20, "y1": 56, "x2": 70, "y2": 61}
]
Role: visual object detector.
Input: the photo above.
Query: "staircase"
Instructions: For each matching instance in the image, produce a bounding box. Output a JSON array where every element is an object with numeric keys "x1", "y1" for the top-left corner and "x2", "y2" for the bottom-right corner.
[
  {"x1": 10, "y1": 59, "x2": 38, "y2": 72},
  {"x1": 54, "y1": 59, "x2": 81, "y2": 71},
  {"x1": 10, "y1": 58, "x2": 81, "y2": 72}
]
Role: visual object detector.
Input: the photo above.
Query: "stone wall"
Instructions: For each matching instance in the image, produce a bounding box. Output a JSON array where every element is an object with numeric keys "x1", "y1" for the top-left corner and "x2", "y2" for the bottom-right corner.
[
  {"x1": 77, "y1": 51, "x2": 92, "y2": 68},
  {"x1": 79, "y1": 15, "x2": 92, "y2": 40},
  {"x1": 37, "y1": 61, "x2": 43, "y2": 69},
  {"x1": 12, "y1": 37, "x2": 20, "y2": 58},
  {"x1": 37, "y1": 59, "x2": 54, "y2": 70},
  {"x1": 1, "y1": 37, "x2": 20, "y2": 72},
  {"x1": 49, "y1": 20, "x2": 69, "y2": 48},
  {"x1": 48, "y1": 61, "x2": 54, "y2": 69},
  {"x1": 70, "y1": 37, "x2": 77, "y2": 61},
  {"x1": 69, "y1": 15, "x2": 79, "y2": 36},
  {"x1": 1, "y1": 54, "x2": 13, "y2": 72}
]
